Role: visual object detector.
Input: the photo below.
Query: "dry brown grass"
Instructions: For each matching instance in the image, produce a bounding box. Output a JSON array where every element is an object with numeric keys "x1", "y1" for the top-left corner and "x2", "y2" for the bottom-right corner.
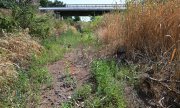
[
  {"x1": 96, "y1": 13, "x2": 125, "y2": 56},
  {"x1": 96, "y1": 0, "x2": 180, "y2": 107},
  {"x1": 0, "y1": 29, "x2": 43, "y2": 88},
  {"x1": 0, "y1": 8, "x2": 12, "y2": 16},
  {"x1": 0, "y1": 30, "x2": 43, "y2": 67},
  {"x1": 124, "y1": 0, "x2": 180, "y2": 61}
]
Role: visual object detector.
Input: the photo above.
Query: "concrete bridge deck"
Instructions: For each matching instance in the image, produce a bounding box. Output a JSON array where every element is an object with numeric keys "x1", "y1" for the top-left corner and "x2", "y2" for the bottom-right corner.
[{"x1": 39, "y1": 4, "x2": 126, "y2": 16}]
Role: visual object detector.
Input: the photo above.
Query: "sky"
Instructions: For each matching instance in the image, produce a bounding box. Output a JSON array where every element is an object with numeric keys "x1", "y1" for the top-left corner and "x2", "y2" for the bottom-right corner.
[{"x1": 50, "y1": 0, "x2": 126, "y2": 4}]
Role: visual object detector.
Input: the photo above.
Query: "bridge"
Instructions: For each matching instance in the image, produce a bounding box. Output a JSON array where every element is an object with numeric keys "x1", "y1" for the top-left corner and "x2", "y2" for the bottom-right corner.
[{"x1": 39, "y1": 4, "x2": 126, "y2": 16}]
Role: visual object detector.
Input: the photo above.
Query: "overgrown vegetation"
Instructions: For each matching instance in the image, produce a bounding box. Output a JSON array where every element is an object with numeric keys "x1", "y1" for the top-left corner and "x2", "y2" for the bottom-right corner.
[
  {"x1": 96, "y1": 0, "x2": 180, "y2": 107},
  {"x1": 0, "y1": 0, "x2": 82, "y2": 107},
  {"x1": 62, "y1": 60, "x2": 133, "y2": 108},
  {"x1": 0, "y1": 29, "x2": 83, "y2": 107},
  {"x1": 1, "y1": 0, "x2": 179, "y2": 107}
]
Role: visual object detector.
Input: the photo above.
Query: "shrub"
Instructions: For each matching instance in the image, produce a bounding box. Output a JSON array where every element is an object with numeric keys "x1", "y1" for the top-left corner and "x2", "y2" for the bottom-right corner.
[
  {"x1": 12, "y1": 4, "x2": 36, "y2": 29},
  {"x1": 0, "y1": 15, "x2": 16, "y2": 32},
  {"x1": 29, "y1": 16, "x2": 52, "y2": 39},
  {"x1": 0, "y1": 3, "x2": 54, "y2": 38}
]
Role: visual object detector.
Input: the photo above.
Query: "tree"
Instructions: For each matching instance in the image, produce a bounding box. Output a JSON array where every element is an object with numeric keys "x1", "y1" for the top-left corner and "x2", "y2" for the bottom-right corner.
[
  {"x1": 73, "y1": 16, "x2": 80, "y2": 22},
  {"x1": 48, "y1": 0, "x2": 65, "y2": 7},
  {"x1": 40, "y1": 0, "x2": 48, "y2": 7},
  {"x1": 0, "y1": 0, "x2": 16, "y2": 8}
]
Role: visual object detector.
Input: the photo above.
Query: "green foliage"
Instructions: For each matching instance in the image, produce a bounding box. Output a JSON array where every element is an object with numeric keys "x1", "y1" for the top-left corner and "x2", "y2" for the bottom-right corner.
[
  {"x1": 40, "y1": 0, "x2": 66, "y2": 7},
  {"x1": 0, "y1": 2, "x2": 52, "y2": 38},
  {"x1": 116, "y1": 65, "x2": 139, "y2": 85},
  {"x1": 0, "y1": 70, "x2": 33, "y2": 107},
  {"x1": 0, "y1": 30, "x2": 84, "y2": 107},
  {"x1": 90, "y1": 60, "x2": 126, "y2": 108},
  {"x1": 28, "y1": 66, "x2": 52, "y2": 84},
  {"x1": 0, "y1": 0, "x2": 16, "y2": 8},
  {"x1": 91, "y1": 16, "x2": 102, "y2": 28},
  {"x1": 0, "y1": 15, "x2": 16, "y2": 32},
  {"x1": 73, "y1": 16, "x2": 80, "y2": 22},
  {"x1": 61, "y1": 102, "x2": 72, "y2": 108},
  {"x1": 73, "y1": 84, "x2": 92, "y2": 100},
  {"x1": 84, "y1": 97, "x2": 102, "y2": 108},
  {"x1": 40, "y1": 0, "x2": 49, "y2": 7},
  {"x1": 29, "y1": 16, "x2": 52, "y2": 39},
  {"x1": 33, "y1": 30, "x2": 82, "y2": 66},
  {"x1": 12, "y1": 5, "x2": 36, "y2": 29}
]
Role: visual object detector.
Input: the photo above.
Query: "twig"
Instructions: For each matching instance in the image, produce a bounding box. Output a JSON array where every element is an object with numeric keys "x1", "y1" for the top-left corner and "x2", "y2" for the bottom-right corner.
[
  {"x1": 147, "y1": 76, "x2": 180, "y2": 83},
  {"x1": 146, "y1": 76, "x2": 180, "y2": 95},
  {"x1": 168, "y1": 48, "x2": 176, "y2": 64},
  {"x1": 158, "y1": 97, "x2": 165, "y2": 108}
]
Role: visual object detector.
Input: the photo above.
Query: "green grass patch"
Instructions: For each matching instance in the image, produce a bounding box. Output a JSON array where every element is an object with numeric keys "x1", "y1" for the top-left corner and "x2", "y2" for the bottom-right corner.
[
  {"x1": 90, "y1": 60, "x2": 126, "y2": 108},
  {"x1": 33, "y1": 30, "x2": 88, "y2": 66},
  {"x1": 0, "y1": 30, "x2": 91, "y2": 107},
  {"x1": 65, "y1": 60, "x2": 131, "y2": 108},
  {"x1": 73, "y1": 84, "x2": 92, "y2": 100}
]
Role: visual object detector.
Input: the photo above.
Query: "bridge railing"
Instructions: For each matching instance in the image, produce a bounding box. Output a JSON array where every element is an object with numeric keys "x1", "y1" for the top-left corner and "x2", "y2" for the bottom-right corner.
[{"x1": 65, "y1": 4, "x2": 126, "y2": 8}]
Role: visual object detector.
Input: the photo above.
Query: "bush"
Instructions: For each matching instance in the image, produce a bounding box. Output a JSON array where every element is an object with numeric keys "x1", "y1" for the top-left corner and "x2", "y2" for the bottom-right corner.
[
  {"x1": 29, "y1": 16, "x2": 52, "y2": 39},
  {"x1": 0, "y1": 15, "x2": 16, "y2": 32},
  {"x1": 0, "y1": 3, "x2": 53, "y2": 39},
  {"x1": 12, "y1": 5, "x2": 36, "y2": 29}
]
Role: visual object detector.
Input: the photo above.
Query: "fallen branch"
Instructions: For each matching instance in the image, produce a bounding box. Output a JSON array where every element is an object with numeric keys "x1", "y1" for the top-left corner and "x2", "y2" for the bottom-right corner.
[
  {"x1": 147, "y1": 76, "x2": 180, "y2": 83},
  {"x1": 146, "y1": 76, "x2": 180, "y2": 95}
]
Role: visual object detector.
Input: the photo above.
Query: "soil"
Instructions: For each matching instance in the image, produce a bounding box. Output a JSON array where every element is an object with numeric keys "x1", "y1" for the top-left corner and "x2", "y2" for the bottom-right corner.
[
  {"x1": 39, "y1": 46, "x2": 94, "y2": 108},
  {"x1": 38, "y1": 45, "x2": 154, "y2": 108}
]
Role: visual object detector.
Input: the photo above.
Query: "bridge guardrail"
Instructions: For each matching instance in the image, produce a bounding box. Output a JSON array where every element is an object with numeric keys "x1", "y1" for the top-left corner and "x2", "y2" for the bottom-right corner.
[{"x1": 65, "y1": 4, "x2": 126, "y2": 8}]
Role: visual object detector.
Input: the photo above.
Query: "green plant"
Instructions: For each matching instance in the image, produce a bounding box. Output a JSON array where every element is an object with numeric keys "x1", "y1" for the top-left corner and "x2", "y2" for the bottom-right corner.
[
  {"x1": 0, "y1": 15, "x2": 16, "y2": 32},
  {"x1": 73, "y1": 84, "x2": 92, "y2": 100},
  {"x1": 29, "y1": 16, "x2": 52, "y2": 39},
  {"x1": 28, "y1": 66, "x2": 52, "y2": 84},
  {"x1": 61, "y1": 101, "x2": 72, "y2": 108},
  {"x1": 90, "y1": 60, "x2": 126, "y2": 108},
  {"x1": 12, "y1": 5, "x2": 35, "y2": 29},
  {"x1": 84, "y1": 97, "x2": 101, "y2": 108}
]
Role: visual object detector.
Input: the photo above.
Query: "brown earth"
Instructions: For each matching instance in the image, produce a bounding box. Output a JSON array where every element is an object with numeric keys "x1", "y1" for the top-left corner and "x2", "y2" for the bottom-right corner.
[
  {"x1": 39, "y1": 46, "x2": 95, "y2": 108},
  {"x1": 38, "y1": 44, "x2": 154, "y2": 108}
]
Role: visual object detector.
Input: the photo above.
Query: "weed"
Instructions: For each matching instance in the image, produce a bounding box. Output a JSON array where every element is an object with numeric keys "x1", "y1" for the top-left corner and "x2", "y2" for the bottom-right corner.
[
  {"x1": 89, "y1": 60, "x2": 126, "y2": 108},
  {"x1": 61, "y1": 101, "x2": 72, "y2": 108},
  {"x1": 73, "y1": 84, "x2": 92, "y2": 100},
  {"x1": 116, "y1": 65, "x2": 139, "y2": 85},
  {"x1": 84, "y1": 96, "x2": 101, "y2": 108}
]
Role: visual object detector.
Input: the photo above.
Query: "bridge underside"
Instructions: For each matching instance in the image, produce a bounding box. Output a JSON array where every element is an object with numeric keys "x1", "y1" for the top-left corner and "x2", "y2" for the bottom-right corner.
[
  {"x1": 54, "y1": 10, "x2": 112, "y2": 16},
  {"x1": 39, "y1": 4, "x2": 126, "y2": 16}
]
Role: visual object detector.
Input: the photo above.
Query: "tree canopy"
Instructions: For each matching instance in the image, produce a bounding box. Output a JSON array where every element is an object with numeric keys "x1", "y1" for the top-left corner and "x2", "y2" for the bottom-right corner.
[{"x1": 40, "y1": 0, "x2": 66, "y2": 7}]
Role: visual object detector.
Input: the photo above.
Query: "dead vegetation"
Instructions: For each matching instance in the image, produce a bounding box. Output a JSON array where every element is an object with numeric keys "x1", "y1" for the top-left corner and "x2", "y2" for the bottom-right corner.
[
  {"x1": 0, "y1": 29, "x2": 43, "y2": 93},
  {"x1": 96, "y1": 0, "x2": 180, "y2": 107}
]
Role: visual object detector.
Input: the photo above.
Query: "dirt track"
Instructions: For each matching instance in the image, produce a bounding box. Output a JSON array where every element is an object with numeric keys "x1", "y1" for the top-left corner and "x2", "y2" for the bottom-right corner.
[{"x1": 39, "y1": 48, "x2": 91, "y2": 108}]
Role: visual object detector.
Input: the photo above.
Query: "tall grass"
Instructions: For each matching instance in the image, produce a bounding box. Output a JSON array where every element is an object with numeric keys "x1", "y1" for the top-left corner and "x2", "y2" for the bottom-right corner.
[
  {"x1": 96, "y1": 0, "x2": 180, "y2": 107},
  {"x1": 124, "y1": 0, "x2": 180, "y2": 61},
  {"x1": 97, "y1": 1, "x2": 179, "y2": 60},
  {"x1": 96, "y1": 13, "x2": 124, "y2": 55}
]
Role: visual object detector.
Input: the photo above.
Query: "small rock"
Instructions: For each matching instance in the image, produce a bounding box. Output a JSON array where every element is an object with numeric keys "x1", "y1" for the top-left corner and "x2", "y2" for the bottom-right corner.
[{"x1": 67, "y1": 96, "x2": 71, "y2": 99}]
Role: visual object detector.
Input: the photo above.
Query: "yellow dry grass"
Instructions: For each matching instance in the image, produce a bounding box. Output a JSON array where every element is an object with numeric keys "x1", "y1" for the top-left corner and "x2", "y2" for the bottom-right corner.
[
  {"x1": 96, "y1": 13, "x2": 125, "y2": 56},
  {"x1": 0, "y1": 29, "x2": 43, "y2": 87},
  {"x1": 96, "y1": 0, "x2": 180, "y2": 106}
]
